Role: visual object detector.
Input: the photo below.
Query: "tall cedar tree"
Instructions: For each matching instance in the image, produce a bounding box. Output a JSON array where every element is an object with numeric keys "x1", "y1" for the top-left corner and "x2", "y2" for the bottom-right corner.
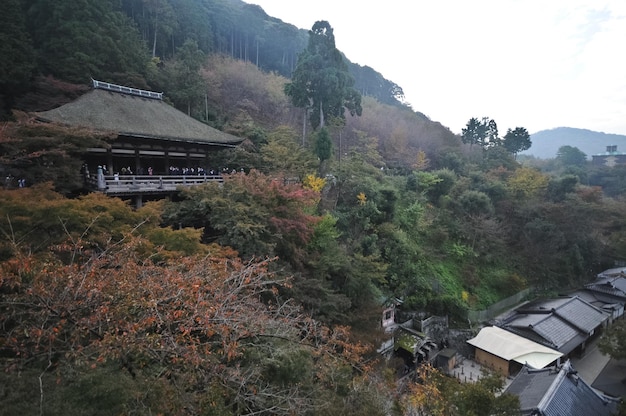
[
  {"x1": 503, "y1": 127, "x2": 531, "y2": 159},
  {"x1": 284, "y1": 20, "x2": 362, "y2": 131}
]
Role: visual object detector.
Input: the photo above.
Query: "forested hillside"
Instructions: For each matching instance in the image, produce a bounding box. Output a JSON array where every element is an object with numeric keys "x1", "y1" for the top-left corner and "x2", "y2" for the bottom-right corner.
[
  {"x1": 1, "y1": 0, "x2": 405, "y2": 119},
  {"x1": 2, "y1": 0, "x2": 626, "y2": 414}
]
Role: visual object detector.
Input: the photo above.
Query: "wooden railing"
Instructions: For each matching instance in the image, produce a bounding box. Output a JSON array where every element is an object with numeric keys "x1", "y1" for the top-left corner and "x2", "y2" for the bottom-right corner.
[{"x1": 86, "y1": 174, "x2": 223, "y2": 195}]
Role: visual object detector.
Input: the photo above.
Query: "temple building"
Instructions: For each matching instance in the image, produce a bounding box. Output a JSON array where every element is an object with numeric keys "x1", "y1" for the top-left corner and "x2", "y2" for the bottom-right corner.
[{"x1": 35, "y1": 80, "x2": 245, "y2": 206}]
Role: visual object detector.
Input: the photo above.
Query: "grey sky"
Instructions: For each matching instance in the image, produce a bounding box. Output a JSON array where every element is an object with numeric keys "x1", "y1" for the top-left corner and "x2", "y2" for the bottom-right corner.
[{"x1": 249, "y1": 0, "x2": 626, "y2": 135}]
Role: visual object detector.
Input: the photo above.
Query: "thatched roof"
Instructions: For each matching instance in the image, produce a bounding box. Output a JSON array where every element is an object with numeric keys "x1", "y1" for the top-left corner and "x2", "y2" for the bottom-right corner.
[{"x1": 36, "y1": 86, "x2": 244, "y2": 147}]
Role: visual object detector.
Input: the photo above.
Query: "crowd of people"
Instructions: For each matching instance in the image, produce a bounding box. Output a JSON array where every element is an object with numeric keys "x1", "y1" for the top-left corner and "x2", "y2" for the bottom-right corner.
[{"x1": 84, "y1": 164, "x2": 246, "y2": 178}]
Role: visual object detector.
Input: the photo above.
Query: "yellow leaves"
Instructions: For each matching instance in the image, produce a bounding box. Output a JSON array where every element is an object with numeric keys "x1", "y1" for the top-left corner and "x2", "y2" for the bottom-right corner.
[
  {"x1": 413, "y1": 150, "x2": 430, "y2": 171},
  {"x1": 507, "y1": 166, "x2": 549, "y2": 199},
  {"x1": 357, "y1": 192, "x2": 367, "y2": 206},
  {"x1": 303, "y1": 174, "x2": 326, "y2": 193}
]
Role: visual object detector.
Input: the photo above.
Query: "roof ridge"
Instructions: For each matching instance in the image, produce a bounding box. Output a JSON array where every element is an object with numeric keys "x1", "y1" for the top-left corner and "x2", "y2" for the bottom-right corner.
[{"x1": 536, "y1": 360, "x2": 569, "y2": 411}]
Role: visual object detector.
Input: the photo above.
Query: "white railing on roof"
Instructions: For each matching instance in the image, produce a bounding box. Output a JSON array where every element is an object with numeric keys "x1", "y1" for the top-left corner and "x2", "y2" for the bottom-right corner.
[{"x1": 92, "y1": 79, "x2": 163, "y2": 100}]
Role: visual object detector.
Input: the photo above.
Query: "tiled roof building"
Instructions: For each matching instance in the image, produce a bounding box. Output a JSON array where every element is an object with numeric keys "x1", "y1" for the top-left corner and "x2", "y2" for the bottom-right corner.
[
  {"x1": 504, "y1": 360, "x2": 619, "y2": 416},
  {"x1": 499, "y1": 296, "x2": 609, "y2": 356}
]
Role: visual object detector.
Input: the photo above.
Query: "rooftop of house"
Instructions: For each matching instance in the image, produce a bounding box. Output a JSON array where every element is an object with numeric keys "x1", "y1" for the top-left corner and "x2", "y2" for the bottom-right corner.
[
  {"x1": 593, "y1": 145, "x2": 626, "y2": 156},
  {"x1": 586, "y1": 274, "x2": 626, "y2": 301},
  {"x1": 35, "y1": 79, "x2": 244, "y2": 147},
  {"x1": 566, "y1": 289, "x2": 623, "y2": 313},
  {"x1": 499, "y1": 296, "x2": 609, "y2": 354},
  {"x1": 504, "y1": 360, "x2": 619, "y2": 416}
]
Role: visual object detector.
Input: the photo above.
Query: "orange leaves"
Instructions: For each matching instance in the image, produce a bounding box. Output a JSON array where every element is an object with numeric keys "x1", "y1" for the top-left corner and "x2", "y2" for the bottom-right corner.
[
  {"x1": 1, "y1": 236, "x2": 369, "y2": 415},
  {"x1": 402, "y1": 365, "x2": 449, "y2": 416}
]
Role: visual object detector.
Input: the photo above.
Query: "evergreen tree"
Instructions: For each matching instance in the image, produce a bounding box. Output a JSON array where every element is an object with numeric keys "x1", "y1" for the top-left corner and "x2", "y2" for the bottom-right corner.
[
  {"x1": 159, "y1": 39, "x2": 206, "y2": 116},
  {"x1": 556, "y1": 145, "x2": 587, "y2": 167},
  {"x1": 461, "y1": 117, "x2": 483, "y2": 149},
  {"x1": 503, "y1": 127, "x2": 531, "y2": 158},
  {"x1": 0, "y1": 0, "x2": 36, "y2": 118},
  {"x1": 26, "y1": 0, "x2": 149, "y2": 83},
  {"x1": 315, "y1": 127, "x2": 333, "y2": 174},
  {"x1": 284, "y1": 20, "x2": 362, "y2": 131}
]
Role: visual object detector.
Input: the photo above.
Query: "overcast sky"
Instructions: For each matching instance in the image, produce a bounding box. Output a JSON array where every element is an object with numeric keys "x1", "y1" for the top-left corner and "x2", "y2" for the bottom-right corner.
[{"x1": 248, "y1": 0, "x2": 626, "y2": 135}]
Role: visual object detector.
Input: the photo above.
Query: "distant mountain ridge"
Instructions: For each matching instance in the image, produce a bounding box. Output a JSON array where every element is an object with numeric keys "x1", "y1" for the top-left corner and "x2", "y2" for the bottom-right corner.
[{"x1": 523, "y1": 127, "x2": 626, "y2": 159}]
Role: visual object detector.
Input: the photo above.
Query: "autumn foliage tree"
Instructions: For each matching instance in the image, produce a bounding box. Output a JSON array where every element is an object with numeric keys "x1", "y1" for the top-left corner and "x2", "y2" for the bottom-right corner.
[
  {"x1": 163, "y1": 169, "x2": 321, "y2": 264},
  {"x1": 0, "y1": 116, "x2": 114, "y2": 194},
  {"x1": 1, "y1": 233, "x2": 372, "y2": 415}
]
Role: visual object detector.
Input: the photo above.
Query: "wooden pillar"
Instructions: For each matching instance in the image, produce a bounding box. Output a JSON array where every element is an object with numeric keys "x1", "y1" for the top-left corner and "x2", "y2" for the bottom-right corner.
[
  {"x1": 107, "y1": 149, "x2": 113, "y2": 174},
  {"x1": 135, "y1": 149, "x2": 141, "y2": 175}
]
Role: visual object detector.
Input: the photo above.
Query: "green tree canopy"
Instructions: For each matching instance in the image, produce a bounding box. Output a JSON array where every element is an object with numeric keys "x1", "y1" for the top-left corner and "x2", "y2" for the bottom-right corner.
[
  {"x1": 150, "y1": 39, "x2": 206, "y2": 115},
  {"x1": 0, "y1": 0, "x2": 36, "y2": 118},
  {"x1": 284, "y1": 20, "x2": 362, "y2": 130},
  {"x1": 461, "y1": 117, "x2": 500, "y2": 151},
  {"x1": 503, "y1": 127, "x2": 531, "y2": 158},
  {"x1": 556, "y1": 145, "x2": 587, "y2": 167},
  {"x1": 599, "y1": 319, "x2": 626, "y2": 360},
  {"x1": 26, "y1": 0, "x2": 149, "y2": 84}
]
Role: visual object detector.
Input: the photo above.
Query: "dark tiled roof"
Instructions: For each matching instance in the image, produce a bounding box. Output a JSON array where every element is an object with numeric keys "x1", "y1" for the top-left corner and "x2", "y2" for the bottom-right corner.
[
  {"x1": 501, "y1": 297, "x2": 609, "y2": 354},
  {"x1": 569, "y1": 290, "x2": 623, "y2": 312},
  {"x1": 597, "y1": 267, "x2": 626, "y2": 279},
  {"x1": 505, "y1": 366, "x2": 560, "y2": 415},
  {"x1": 553, "y1": 297, "x2": 608, "y2": 333},
  {"x1": 587, "y1": 276, "x2": 626, "y2": 301},
  {"x1": 503, "y1": 315, "x2": 584, "y2": 354},
  {"x1": 36, "y1": 87, "x2": 244, "y2": 147},
  {"x1": 505, "y1": 361, "x2": 619, "y2": 416}
]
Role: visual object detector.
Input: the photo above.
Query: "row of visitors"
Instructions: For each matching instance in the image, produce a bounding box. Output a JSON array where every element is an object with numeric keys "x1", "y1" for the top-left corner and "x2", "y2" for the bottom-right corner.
[{"x1": 86, "y1": 164, "x2": 246, "y2": 177}]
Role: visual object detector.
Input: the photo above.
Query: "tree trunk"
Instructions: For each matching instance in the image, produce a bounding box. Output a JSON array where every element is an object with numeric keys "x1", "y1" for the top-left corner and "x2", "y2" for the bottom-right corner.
[
  {"x1": 302, "y1": 108, "x2": 307, "y2": 146},
  {"x1": 152, "y1": 13, "x2": 158, "y2": 57}
]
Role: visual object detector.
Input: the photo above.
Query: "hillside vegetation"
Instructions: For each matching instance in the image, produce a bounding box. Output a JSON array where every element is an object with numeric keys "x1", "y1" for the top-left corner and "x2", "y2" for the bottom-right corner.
[{"x1": 2, "y1": 0, "x2": 626, "y2": 414}]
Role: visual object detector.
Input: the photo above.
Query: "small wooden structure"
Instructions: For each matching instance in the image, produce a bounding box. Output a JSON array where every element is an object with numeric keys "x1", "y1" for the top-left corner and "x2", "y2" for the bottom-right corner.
[{"x1": 436, "y1": 348, "x2": 457, "y2": 374}]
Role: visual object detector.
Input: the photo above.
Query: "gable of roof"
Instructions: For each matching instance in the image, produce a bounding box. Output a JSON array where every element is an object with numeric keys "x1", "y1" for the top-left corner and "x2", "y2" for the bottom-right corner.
[
  {"x1": 502, "y1": 313, "x2": 583, "y2": 353},
  {"x1": 35, "y1": 81, "x2": 244, "y2": 147},
  {"x1": 553, "y1": 296, "x2": 608, "y2": 333},
  {"x1": 467, "y1": 326, "x2": 562, "y2": 369},
  {"x1": 505, "y1": 361, "x2": 619, "y2": 416},
  {"x1": 587, "y1": 275, "x2": 626, "y2": 300}
]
